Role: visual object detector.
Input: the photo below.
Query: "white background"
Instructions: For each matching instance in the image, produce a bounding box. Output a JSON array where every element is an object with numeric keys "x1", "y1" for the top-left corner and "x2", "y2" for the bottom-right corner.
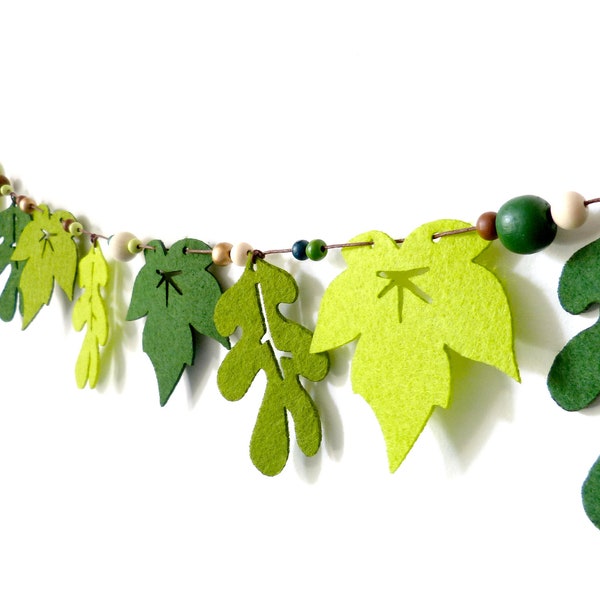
[{"x1": 2, "y1": 1, "x2": 600, "y2": 598}]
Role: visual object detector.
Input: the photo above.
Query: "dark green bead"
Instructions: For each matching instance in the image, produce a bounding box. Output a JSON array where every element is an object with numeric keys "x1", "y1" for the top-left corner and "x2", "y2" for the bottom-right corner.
[
  {"x1": 306, "y1": 239, "x2": 328, "y2": 261},
  {"x1": 496, "y1": 195, "x2": 557, "y2": 254}
]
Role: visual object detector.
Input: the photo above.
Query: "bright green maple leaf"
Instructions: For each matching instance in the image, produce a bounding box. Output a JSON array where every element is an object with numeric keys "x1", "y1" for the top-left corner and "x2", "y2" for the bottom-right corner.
[
  {"x1": 311, "y1": 220, "x2": 519, "y2": 472},
  {"x1": 214, "y1": 258, "x2": 329, "y2": 476},
  {"x1": 0, "y1": 202, "x2": 32, "y2": 321},
  {"x1": 126, "y1": 238, "x2": 229, "y2": 406},
  {"x1": 72, "y1": 242, "x2": 109, "y2": 389},
  {"x1": 11, "y1": 204, "x2": 78, "y2": 329}
]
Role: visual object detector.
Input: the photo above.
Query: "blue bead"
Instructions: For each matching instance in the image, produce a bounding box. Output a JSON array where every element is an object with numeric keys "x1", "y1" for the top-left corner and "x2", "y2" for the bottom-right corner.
[{"x1": 292, "y1": 239, "x2": 309, "y2": 260}]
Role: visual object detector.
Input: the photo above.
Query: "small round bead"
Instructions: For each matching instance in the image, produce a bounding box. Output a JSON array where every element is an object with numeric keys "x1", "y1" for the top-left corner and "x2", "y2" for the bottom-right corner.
[
  {"x1": 230, "y1": 242, "x2": 253, "y2": 266},
  {"x1": 108, "y1": 231, "x2": 141, "y2": 262},
  {"x1": 0, "y1": 183, "x2": 13, "y2": 196},
  {"x1": 306, "y1": 239, "x2": 328, "y2": 261},
  {"x1": 68, "y1": 221, "x2": 84, "y2": 236},
  {"x1": 62, "y1": 218, "x2": 74, "y2": 232},
  {"x1": 496, "y1": 195, "x2": 557, "y2": 254},
  {"x1": 127, "y1": 238, "x2": 143, "y2": 254},
  {"x1": 212, "y1": 242, "x2": 233, "y2": 266},
  {"x1": 292, "y1": 239, "x2": 309, "y2": 260},
  {"x1": 550, "y1": 191, "x2": 588, "y2": 230},
  {"x1": 0, "y1": 174, "x2": 11, "y2": 190},
  {"x1": 17, "y1": 196, "x2": 37, "y2": 214},
  {"x1": 476, "y1": 211, "x2": 498, "y2": 241}
]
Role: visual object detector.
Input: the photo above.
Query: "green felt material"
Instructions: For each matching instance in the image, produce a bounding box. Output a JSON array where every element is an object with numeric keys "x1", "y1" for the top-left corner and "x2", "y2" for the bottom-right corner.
[
  {"x1": 72, "y1": 242, "x2": 109, "y2": 389},
  {"x1": 548, "y1": 237, "x2": 600, "y2": 411},
  {"x1": 0, "y1": 203, "x2": 31, "y2": 321},
  {"x1": 11, "y1": 205, "x2": 78, "y2": 329},
  {"x1": 583, "y1": 454, "x2": 600, "y2": 529},
  {"x1": 126, "y1": 239, "x2": 229, "y2": 406},
  {"x1": 214, "y1": 258, "x2": 329, "y2": 476},
  {"x1": 311, "y1": 221, "x2": 520, "y2": 472}
]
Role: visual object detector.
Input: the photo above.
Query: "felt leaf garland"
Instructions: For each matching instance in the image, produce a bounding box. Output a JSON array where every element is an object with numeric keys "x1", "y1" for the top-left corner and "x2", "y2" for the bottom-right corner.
[
  {"x1": 214, "y1": 258, "x2": 329, "y2": 476},
  {"x1": 126, "y1": 238, "x2": 229, "y2": 406},
  {"x1": 547, "y1": 238, "x2": 600, "y2": 411},
  {"x1": 72, "y1": 242, "x2": 109, "y2": 389},
  {"x1": 311, "y1": 221, "x2": 520, "y2": 472},
  {"x1": 0, "y1": 202, "x2": 31, "y2": 321},
  {"x1": 11, "y1": 204, "x2": 78, "y2": 329}
]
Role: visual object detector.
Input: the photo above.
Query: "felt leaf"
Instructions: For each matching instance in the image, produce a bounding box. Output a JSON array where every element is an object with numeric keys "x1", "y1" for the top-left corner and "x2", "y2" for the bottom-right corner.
[
  {"x1": 126, "y1": 238, "x2": 229, "y2": 406},
  {"x1": 72, "y1": 242, "x2": 109, "y2": 389},
  {"x1": 214, "y1": 258, "x2": 329, "y2": 476},
  {"x1": 11, "y1": 204, "x2": 78, "y2": 329},
  {"x1": 547, "y1": 238, "x2": 600, "y2": 411},
  {"x1": 311, "y1": 221, "x2": 519, "y2": 472},
  {"x1": 583, "y1": 454, "x2": 600, "y2": 529},
  {"x1": 0, "y1": 202, "x2": 32, "y2": 321}
]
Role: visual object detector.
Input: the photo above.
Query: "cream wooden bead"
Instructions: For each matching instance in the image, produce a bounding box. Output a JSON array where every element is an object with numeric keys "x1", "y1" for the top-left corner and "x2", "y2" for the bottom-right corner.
[
  {"x1": 230, "y1": 242, "x2": 253, "y2": 266},
  {"x1": 212, "y1": 242, "x2": 233, "y2": 266},
  {"x1": 551, "y1": 191, "x2": 588, "y2": 230},
  {"x1": 108, "y1": 231, "x2": 142, "y2": 261}
]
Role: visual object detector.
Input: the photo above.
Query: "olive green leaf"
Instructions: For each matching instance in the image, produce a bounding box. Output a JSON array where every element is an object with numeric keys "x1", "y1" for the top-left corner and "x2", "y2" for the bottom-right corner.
[
  {"x1": 0, "y1": 202, "x2": 32, "y2": 321},
  {"x1": 311, "y1": 221, "x2": 519, "y2": 472},
  {"x1": 214, "y1": 258, "x2": 329, "y2": 476},
  {"x1": 126, "y1": 238, "x2": 229, "y2": 406},
  {"x1": 72, "y1": 242, "x2": 109, "y2": 389},
  {"x1": 11, "y1": 204, "x2": 78, "y2": 329}
]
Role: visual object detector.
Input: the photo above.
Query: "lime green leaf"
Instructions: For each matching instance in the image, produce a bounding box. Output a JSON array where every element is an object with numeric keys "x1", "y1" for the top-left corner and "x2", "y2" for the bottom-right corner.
[
  {"x1": 547, "y1": 237, "x2": 600, "y2": 411},
  {"x1": 214, "y1": 258, "x2": 329, "y2": 476},
  {"x1": 72, "y1": 242, "x2": 109, "y2": 389},
  {"x1": 0, "y1": 202, "x2": 31, "y2": 321},
  {"x1": 126, "y1": 238, "x2": 229, "y2": 406},
  {"x1": 311, "y1": 221, "x2": 519, "y2": 472},
  {"x1": 11, "y1": 204, "x2": 78, "y2": 329}
]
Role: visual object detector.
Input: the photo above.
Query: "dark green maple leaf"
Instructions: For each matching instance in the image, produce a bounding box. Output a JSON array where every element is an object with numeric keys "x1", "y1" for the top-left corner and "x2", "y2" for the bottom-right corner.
[
  {"x1": 126, "y1": 238, "x2": 229, "y2": 406},
  {"x1": 214, "y1": 258, "x2": 329, "y2": 476},
  {"x1": 0, "y1": 202, "x2": 32, "y2": 321}
]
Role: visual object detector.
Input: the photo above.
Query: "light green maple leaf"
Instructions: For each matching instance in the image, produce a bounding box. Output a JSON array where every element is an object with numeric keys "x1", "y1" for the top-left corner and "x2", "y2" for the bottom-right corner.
[
  {"x1": 214, "y1": 258, "x2": 329, "y2": 476},
  {"x1": 311, "y1": 220, "x2": 519, "y2": 472},
  {"x1": 0, "y1": 202, "x2": 32, "y2": 321},
  {"x1": 126, "y1": 238, "x2": 229, "y2": 406},
  {"x1": 11, "y1": 204, "x2": 78, "y2": 329},
  {"x1": 72, "y1": 242, "x2": 109, "y2": 389}
]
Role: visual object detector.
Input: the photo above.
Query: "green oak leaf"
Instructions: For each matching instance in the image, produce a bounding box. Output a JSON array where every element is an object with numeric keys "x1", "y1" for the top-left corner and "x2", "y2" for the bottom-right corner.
[
  {"x1": 11, "y1": 204, "x2": 78, "y2": 329},
  {"x1": 311, "y1": 221, "x2": 520, "y2": 472},
  {"x1": 0, "y1": 202, "x2": 32, "y2": 321},
  {"x1": 126, "y1": 238, "x2": 229, "y2": 406},
  {"x1": 547, "y1": 237, "x2": 600, "y2": 411},
  {"x1": 73, "y1": 242, "x2": 109, "y2": 389},
  {"x1": 214, "y1": 258, "x2": 329, "y2": 476}
]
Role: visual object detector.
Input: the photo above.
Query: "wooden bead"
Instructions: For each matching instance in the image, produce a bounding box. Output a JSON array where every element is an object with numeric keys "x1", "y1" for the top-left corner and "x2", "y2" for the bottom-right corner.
[
  {"x1": 550, "y1": 191, "x2": 588, "y2": 230},
  {"x1": 108, "y1": 231, "x2": 141, "y2": 261},
  {"x1": 212, "y1": 242, "x2": 233, "y2": 266},
  {"x1": 496, "y1": 195, "x2": 557, "y2": 254},
  {"x1": 69, "y1": 221, "x2": 84, "y2": 236},
  {"x1": 127, "y1": 238, "x2": 143, "y2": 254},
  {"x1": 230, "y1": 242, "x2": 253, "y2": 266},
  {"x1": 292, "y1": 239, "x2": 309, "y2": 260},
  {"x1": 306, "y1": 239, "x2": 328, "y2": 261},
  {"x1": 17, "y1": 196, "x2": 37, "y2": 214},
  {"x1": 476, "y1": 212, "x2": 498, "y2": 241}
]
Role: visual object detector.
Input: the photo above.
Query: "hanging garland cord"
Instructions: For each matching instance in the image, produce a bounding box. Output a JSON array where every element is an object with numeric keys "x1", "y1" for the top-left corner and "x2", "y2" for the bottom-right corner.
[{"x1": 10, "y1": 192, "x2": 600, "y2": 266}]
